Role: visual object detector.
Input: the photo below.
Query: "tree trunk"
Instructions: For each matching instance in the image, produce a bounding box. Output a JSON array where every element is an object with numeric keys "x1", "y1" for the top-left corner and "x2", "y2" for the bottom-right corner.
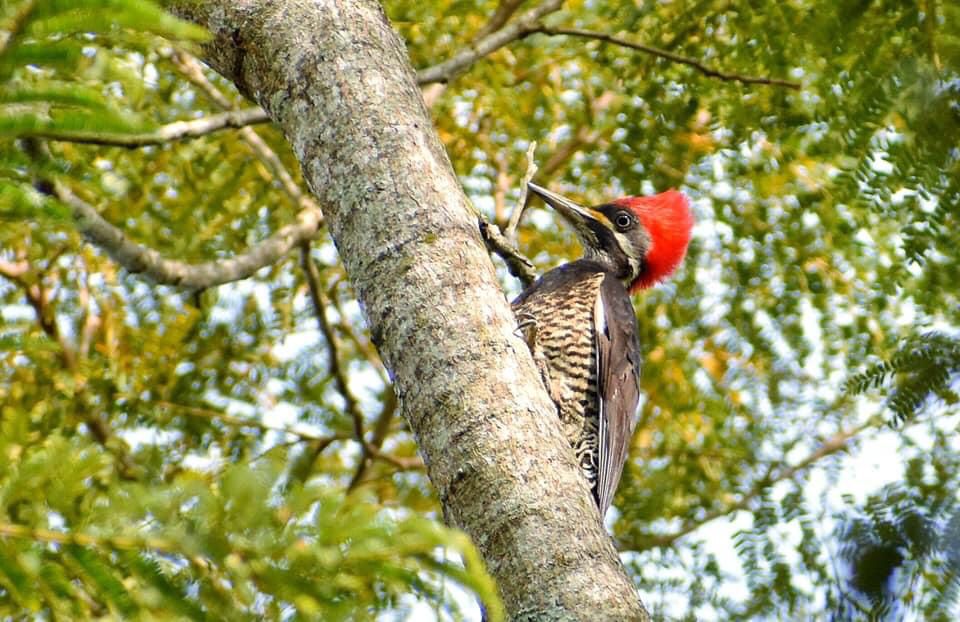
[{"x1": 170, "y1": 1, "x2": 648, "y2": 619}]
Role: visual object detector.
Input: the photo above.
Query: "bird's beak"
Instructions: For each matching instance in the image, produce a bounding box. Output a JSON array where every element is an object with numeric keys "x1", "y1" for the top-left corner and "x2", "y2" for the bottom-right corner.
[{"x1": 527, "y1": 182, "x2": 610, "y2": 236}]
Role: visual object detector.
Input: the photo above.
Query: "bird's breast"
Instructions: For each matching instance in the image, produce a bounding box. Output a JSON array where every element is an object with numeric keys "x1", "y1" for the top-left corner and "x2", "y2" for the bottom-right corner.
[{"x1": 512, "y1": 271, "x2": 605, "y2": 485}]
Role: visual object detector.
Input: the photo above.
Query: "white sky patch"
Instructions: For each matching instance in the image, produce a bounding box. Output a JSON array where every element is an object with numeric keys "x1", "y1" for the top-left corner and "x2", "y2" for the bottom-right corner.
[
  {"x1": 869, "y1": 154, "x2": 895, "y2": 175},
  {"x1": 527, "y1": 206, "x2": 560, "y2": 231},
  {"x1": 800, "y1": 298, "x2": 824, "y2": 377},
  {"x1": 260, "y1": 401, "x2": 300, "y2": 434},
  {"x1": 273, "y1": 329, "x2": 320, "y2": 361},
  {"x1": 182, "y1": 446, "x2": 224, "y2": 472},
  {"x1": 119, "y1": 426, "x2": 181, "y2": 450},
  {"x1": 801, "y1": 211, "x2": 821, "y2": 229},
  {"x1": 1, "y1": 303, "x2": 34, "y2": 322},
  {"x1": 710, "y1": 180, "x2": 734, "y2": 202},
  {"x1": 853, "y1": 228, "x2": 875, "y2": 247}
]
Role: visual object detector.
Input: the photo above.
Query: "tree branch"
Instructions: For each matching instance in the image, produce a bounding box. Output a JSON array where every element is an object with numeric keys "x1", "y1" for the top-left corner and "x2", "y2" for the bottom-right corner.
[
  {"x1": 44, "y1": 181, "x2": 323, "y2": 289},
  {"x1": 416, "y1": 0, "x2": 563, "y2": 85},
  {"x1": 536, "y1": 27, "x2": 802, "y2": 90},
  {"x1": 299, "y1": 245, "x2": 373, "y2": 487},
  {"x1": 25, "y1": 107, "x2": 270, "y2": 146},
  {"x1": 503, "y1": 142, "x2": 538, "y2": 243},
  {"x1": 300, "y1": 245, "x2": 423, "y2": 483},
  {"x1": 170, "y1": 1, "x2": 649, "y2": 617}
]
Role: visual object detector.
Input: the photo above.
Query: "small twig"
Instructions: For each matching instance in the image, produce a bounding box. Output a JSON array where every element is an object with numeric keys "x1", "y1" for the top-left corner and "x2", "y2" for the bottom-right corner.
[
  {"x1": 24, "y1": 108, "x2": 270, "y2": 147},
  {"x1": 503, "y1": 141, "x2": 538, "y2": 243},
  {"x1": 479, "y1": 217, "x2": 537, "y2": 288},
  {"x1": 300, "y1": 245, "x2": 377, "y2": 488},
  {"x1": 536, "y1": 27, "x2": 802, "y2": 90},
  {"x1": 0, "y1": 255, "x2": 74, "y2": 368}
]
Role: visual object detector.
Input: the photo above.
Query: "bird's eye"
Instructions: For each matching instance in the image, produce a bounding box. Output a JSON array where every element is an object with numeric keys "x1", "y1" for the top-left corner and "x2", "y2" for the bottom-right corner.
[{"x1": 614, "y1": 213, "x2": 633, "y2": 230}]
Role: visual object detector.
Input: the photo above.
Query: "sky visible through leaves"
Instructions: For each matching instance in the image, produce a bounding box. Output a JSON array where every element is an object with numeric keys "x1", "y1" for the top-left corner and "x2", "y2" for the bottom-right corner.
[{"x1": 1, "y1": 0, "x2": 959, "y2": 620}]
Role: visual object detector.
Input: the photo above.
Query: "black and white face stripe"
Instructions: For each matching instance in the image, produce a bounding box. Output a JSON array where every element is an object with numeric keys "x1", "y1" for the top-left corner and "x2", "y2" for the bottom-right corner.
[
  {"x1": 586, "y1": 205, "x2": 650, "y2": 283},
  {"x1": 527, "y1": 183, "x2": 650, "y2": 285}
]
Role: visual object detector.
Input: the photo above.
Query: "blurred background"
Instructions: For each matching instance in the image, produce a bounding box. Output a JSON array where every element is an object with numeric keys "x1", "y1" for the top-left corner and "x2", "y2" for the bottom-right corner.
[{"x1": 1, "y1": 0, "x2": 958, "y2": 619}]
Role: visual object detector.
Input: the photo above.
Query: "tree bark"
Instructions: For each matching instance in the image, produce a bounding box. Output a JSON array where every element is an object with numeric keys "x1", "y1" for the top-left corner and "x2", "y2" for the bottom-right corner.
[{"x1": 169, "y1": 1, "x2": 648, "y2": 619}]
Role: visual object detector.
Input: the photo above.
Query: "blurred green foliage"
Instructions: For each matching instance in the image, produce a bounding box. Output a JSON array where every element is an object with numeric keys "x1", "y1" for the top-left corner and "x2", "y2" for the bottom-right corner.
[{"x1": 1, "y1": 0, "x2": 958, "y2": 619}]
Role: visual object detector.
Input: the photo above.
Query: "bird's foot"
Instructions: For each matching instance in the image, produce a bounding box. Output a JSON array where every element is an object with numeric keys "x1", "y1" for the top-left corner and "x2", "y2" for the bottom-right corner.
[{"x1": 514, "y1": 311, "x2": 538, "y2": 347}]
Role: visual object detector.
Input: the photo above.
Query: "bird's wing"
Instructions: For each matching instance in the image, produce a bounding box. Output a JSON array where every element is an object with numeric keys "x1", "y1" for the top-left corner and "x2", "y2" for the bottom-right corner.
[{"x1": 594, "y1": 274, "x2": 642, "y2": 517}]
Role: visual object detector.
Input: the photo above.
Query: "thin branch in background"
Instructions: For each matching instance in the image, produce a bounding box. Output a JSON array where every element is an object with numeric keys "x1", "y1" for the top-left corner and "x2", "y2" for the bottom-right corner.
[
  {"x1": 416, "y1": 0, "x2": 800, "y2": 90},
  {"x1": 368, "y1": 386, "x2": 399, "y2": 449},
  {"x1": 300, "y1": 244, "x2": 372, "y2": 488},
  {"x1": 0, "y1": 255, "x2": 74, "y2": 368},
  {"x1": 536, "y1": 27, "x2": 802, "y2": 90},
  {"x1": 422, "y1": 0, "x2": 532, "y2": 107},
  {"x1": 332, "y1": 309, "x2": 391, "y2": 387},
  {"x1": 300, "y1": 244, "x2": 424, "y2": 487},
  {"x1": 416, "y1": 0, "x2": 564, "y2": 85},
  {"x1": 364, "y1": 444, "x2": 423, "y2": 470},
  {"x1": 154, "y1": 400, "x2": 341, "y2": 445},
  {"x1": 623, "y1": 418, "x2": 880, "y2": 551},
  {"x1": 503, "y1": 141, "x2": 538, "y2": 243},
  {"x1": 45, "y1": 180, "x2": 323, "y2": 289},
  {"x1": 24, "y1": 108, "x2": 270, "y2": 147},
  {"x1": 539, "y1": 126, "x2": 604, "y2": 180}
]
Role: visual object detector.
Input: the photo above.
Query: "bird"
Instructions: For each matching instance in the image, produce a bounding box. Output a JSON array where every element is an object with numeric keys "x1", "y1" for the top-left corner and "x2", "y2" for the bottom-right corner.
[{"x1": 512, "y1": 182, "x2": 693, "y2": 517}]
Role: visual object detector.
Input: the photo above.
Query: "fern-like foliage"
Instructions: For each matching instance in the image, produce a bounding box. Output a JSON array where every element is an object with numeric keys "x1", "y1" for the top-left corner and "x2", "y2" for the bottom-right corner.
[
  {"x1": 831, "y1": 481, "x2": 960, "y2": 621},
  {"x1": 845, "y1": 332, "x2": 960, "y2": 425},
  {"x1": 0, "y1": 0, "x2": 206, "y2": 210}
]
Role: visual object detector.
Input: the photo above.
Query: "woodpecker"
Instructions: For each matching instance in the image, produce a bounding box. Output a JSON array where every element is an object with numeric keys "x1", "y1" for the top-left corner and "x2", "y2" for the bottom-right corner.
[{"x1": 513, "y1": 182, "x2": 693, "y2": 517}]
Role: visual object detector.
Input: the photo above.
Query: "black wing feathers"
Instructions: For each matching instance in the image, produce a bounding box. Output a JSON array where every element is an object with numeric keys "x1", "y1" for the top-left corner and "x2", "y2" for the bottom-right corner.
[{"x1": 594, "y1": 273, "x2": 642, "y2": 516}]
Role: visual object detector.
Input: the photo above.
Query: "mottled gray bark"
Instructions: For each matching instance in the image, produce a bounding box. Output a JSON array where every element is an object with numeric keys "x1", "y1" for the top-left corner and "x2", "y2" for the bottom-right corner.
[{"x1": 169, "y1": 1, "x2": 649, "y2": 619}]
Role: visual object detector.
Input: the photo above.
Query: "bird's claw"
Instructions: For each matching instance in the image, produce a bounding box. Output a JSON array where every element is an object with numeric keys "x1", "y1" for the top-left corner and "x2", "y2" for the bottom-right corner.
[{"x1": 514, "y1": 312, "x2": 538, "y2": 344}]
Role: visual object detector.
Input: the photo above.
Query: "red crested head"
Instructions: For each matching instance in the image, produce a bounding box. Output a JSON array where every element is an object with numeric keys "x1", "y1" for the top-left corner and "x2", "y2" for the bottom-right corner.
[
  {"x1": 526, "y1": 183, "x2": 693, "y2": 294},
  {"x1": 612, "y1": 190, "x2": 693, "y2": 293}
]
